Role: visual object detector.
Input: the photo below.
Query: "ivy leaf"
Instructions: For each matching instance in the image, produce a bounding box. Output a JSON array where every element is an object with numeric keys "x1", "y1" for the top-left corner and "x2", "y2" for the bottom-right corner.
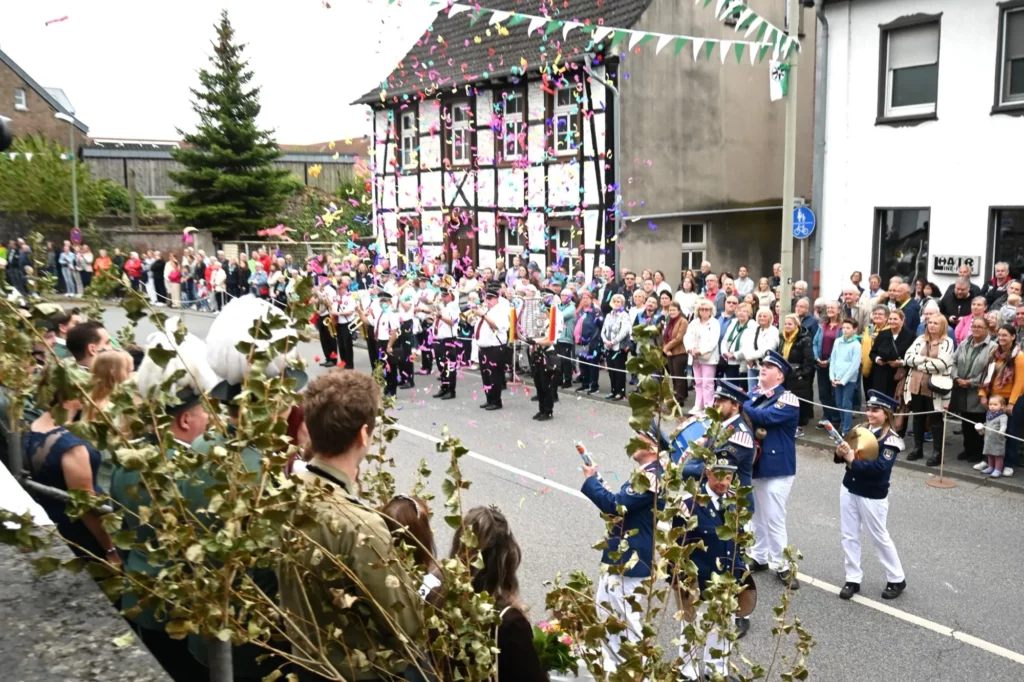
[
  {"x1": 112, "y1": 631, "x2": 135, "y2": 648},
  {"x1": 31, "y1": 555, "x2": 61, "y2": 576},
  {"x1": 147, "y1": 345, "x2": 177, "y2": 369}
]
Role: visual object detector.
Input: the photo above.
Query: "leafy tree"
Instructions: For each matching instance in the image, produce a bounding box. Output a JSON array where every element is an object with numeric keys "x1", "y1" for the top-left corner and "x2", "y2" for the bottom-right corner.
[
  {"x1": 0, "y1": 134, "x2": 102, "y2": 220},
  {"x1": 169, "y1": 10, "x2": 298, "y2": 237},
  {"x1": 97, "y1": 179, "x2": 158, "y2": 217}
]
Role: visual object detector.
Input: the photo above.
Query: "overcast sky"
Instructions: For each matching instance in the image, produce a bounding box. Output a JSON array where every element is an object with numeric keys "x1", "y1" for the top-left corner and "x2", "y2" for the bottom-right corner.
[{"x1": 1, "y1": 0, "x2": 437, "y2": 143}]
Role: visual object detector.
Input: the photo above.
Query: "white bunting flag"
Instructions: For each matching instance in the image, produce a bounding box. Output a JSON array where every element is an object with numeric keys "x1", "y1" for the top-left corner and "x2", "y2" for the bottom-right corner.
[
  {"x1": 527, "y1": 16, "x2": 547, "y2": 34},
  {"x1": 24, "y1": 153, "x2": 33, "y2": 162},
  {"x1": 8, "y1": 153, "x2": 17, "y2": 161},
  {"x1": 744, "y1": 16, "x2": 763, "y2": 38},
  {"x1": 692, "y1": 38, "x2": 705, "y2": 61},
  {"x1": 628, "y1": 30, "x2": 647, "y2": 50},
  {"x1": 720, "y1": 40, "x2": 732, "y2": 64},
  {"x1": 593, "y1": 26, "x2": 613, "y2": 43},
  {"x1": 562, "y1": 21, "x2": 581, "y2": 39},
  {"x1": 715, "y1": 0, "x2": 730, "y2": 17},
  {"x1": 448, "y1": 3, "x2": 471, "y2": 17},
  {"x1": 781, "y1": 36, "x2": 794, "y2": 57},
  {"x1": 655, "y1": 33, "x2": 674, "y2": 54},
  {"x1": 735, "y1": 8, "x2": 754, "y2": 31},
  {"x1": 750, "y1": 41, "x2": 759, "y2": 64},
  {"x1": 489, "y1": 10, "x2": 511, "y2": 25}
]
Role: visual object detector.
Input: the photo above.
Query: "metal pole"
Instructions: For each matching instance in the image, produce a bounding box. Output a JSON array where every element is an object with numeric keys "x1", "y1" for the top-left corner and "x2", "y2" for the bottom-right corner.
[
  {"x1": 69, "y1": 121, "x2": 79, "y2": 229},
  {"x1": 779, "y1": 0, "x2": 801, "y2": 312},
  {"x1": 580, "y1": 56, "x2": 620, "y2": 275},
  {"x1": 811, "y1": 2, "x2": 830, "y2": 294},
  {"x1": 128, "y1": 169, "x2": 139, "y2": 230},
  {"x1": 800, "y1": 239, "x2": 805, "y2": 282}
]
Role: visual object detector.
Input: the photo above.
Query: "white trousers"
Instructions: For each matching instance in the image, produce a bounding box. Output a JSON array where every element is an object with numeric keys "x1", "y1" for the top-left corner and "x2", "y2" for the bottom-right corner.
[
  {"x1": 840, "y1": 486, "x2": 905, "y2": 584},
  {"x1": 595, "y1": 573, "x2": 644, "y2": 672},
  {"x1": 679, "y1": 602, "x2": 731, "y2": 679},
  {"x1": 751, "y1": 475, "x2": 795, "y2": 570}
]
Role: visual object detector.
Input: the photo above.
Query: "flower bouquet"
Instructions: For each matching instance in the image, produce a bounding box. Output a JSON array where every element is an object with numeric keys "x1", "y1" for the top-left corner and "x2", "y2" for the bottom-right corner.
[{"x1": 533, "y1": 619, "x2": 580, "y2": 674}]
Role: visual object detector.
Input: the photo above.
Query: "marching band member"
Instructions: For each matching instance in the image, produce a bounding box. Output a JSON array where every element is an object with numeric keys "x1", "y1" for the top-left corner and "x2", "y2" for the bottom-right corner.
[
  {"x1": 581, "y1": 429, "x2": 664, "y2": 674},
  {"x1": 334, "y1": 278, "x2": 357, "y2": 370},
  {"x1": 413, "y1": 276, "x2": 436, "y2": 375},
  {"x1": 314, "y1": 278, "x2": 338, "y2": 367},
  {"x1": 674, "y1": 456, "x2": 748, "y2": 682},
  {"x1": 357, "y1": 288, "x2": 382, "y2": 371},
  {"x1": 526, "y1": 287, "x2": 563, "y2": 421},
  {"x1": 475, "y1": 283, "x2": 511, "y2": 410},
  {"x1": 835, "y1": 390, "x2": 907, "y2": 600},
  {"x1": 431, "y1": 286, "x2": 460, "y2": 400},
  {"x1": 743, "y1": 350, "x2": 801, "y2": 589},
  {"x1": 371, "y1": 291, "x2": 400, "y2": 396},
  {"x1": 396, "y1": 294, "x2": 417, "y2": 389}
]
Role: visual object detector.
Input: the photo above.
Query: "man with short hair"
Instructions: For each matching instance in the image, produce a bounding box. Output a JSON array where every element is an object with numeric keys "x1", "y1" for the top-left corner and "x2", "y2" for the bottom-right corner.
[
  {"x1": 66, "y1": 321, "x2": 112, "y2": 370},
  {"x1": 983, "y1": 261, "x2": 1014, "y2": 307},
  {"x1": 893, "y1": 283, "x2": 920, "y2": 334},
  {"x1": 790, "y1": 280, "x2": 808, "y2": 313},
  {"x1": 733, "y1": 266, "x2": 754, "y2": 298},
  {"x1": 940, "y1": 277, "x2": 976, "y2": 326},
  {"x1": 841, "y1": 286, "x2": 873, "y2": 334},
  {"x1": 916, "y1": 302, "x2": 957, "y2": 344},
  {"x1": 715, "y1": 277, "x2": 735, "y2": 316},
  {"x1": 618, "y1": 271, "x2": 638, "y2": 299},
  {"x1": 696, "y1": 261, "x2": 712, "y2": 294},
  {"x1": 770, "y1": 263, "x2": 782, "y2": 289},
  {"x1": 861, "y1": 274, "x2": 885, "y2": 305}
]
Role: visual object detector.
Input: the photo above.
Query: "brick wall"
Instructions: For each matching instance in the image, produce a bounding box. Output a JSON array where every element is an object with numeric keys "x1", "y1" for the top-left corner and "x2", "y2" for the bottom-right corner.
[{"x1": 0, "y1": 61, "x2": 88, "y2": 151}]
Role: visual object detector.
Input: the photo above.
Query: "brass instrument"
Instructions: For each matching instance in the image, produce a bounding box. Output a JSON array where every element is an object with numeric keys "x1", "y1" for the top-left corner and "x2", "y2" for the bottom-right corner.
[{"x1": 833, "y1": 424, "x2": 880, "y2": 464}]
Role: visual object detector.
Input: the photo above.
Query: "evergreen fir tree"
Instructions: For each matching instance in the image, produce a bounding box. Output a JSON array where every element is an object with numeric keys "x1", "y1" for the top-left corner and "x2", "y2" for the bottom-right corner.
[{"x1": 169, "y1": 10, "x2": 297, "y2": 236}]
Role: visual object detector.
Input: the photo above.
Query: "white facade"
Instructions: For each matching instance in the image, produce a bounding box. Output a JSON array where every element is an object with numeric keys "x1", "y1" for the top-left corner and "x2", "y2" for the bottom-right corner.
[
  {"x1": 820, "y1": 0, "x2": 1024, "y2": 296},
  {"x1": 370, "y1": 65, "x2": 611, "y2": 278}
]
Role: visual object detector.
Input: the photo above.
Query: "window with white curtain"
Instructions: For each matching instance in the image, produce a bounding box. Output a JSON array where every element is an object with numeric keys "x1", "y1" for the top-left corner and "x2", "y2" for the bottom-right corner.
[
  {"x1": 499, "y1": 92, "x2": 525, "y2": 160},
  {"x1": 14, "y1": 88, "x2": 27, "y2": 111},
  {"x1": 450, "y1": 101, "x2": 471, "y2": 165},
  {"x1": 401, "y1": 112, "x2": 417, "y2": 169},
  {"x1": 553, "y1": 87, "x2": 578, "y2": 154},
  {"x1": 999, "y1": 7, "x2": 1024, "y2": 106},
  {"x1": 883, "y1": 22, "x2": 940, "y2": 118}
]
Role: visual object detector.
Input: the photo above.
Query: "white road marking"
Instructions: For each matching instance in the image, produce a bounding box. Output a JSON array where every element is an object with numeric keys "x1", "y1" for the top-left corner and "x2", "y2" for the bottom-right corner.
[{"x1": 396, "y1": 423, "x2": 1024, "y2": 668}]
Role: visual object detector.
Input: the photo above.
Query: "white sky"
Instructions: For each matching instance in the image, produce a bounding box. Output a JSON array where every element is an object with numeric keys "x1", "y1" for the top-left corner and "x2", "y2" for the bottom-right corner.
[{"x1": 0, "y1": 0, "x2": 437, "y2": 143}]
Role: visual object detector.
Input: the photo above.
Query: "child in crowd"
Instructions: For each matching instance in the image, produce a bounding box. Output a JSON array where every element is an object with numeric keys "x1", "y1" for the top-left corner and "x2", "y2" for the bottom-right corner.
[
  {"x1": 196, "y1": 278, "x2": 210, "y2": 311},
  {"x1": 1000, "y1": 294, "x2": 1021, "y2": 326},
  {"x1": 976, "y1": 394, "x2": 1008, "y2": 478},
  {"x1": 829, "y1": 318, "x2": 862, "y2": 435}
]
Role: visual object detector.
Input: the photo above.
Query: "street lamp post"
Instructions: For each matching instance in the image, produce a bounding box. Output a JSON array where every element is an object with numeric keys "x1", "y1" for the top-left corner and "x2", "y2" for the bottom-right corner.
[{"x1": 54, "y1": 112, "x2": 78, "y2": 229}]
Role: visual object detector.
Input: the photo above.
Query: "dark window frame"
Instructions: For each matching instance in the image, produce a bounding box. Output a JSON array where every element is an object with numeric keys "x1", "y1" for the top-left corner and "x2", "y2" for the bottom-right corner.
[
  {"x1": 993, "y1": 0, "x2": 1024, "y2": 116},
  {"x1": 987, "y1": 206, "x2": 1024, "y2": 278},
  {"x1": 871, "y1": 207, "x2": 932, "y2": 285},
  {"x1": 876, "y1": 13, "x2": 943, "y2": 127}
]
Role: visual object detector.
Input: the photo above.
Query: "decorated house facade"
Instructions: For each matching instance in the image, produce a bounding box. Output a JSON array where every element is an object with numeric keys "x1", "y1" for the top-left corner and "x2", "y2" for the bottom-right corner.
[{"x1": 357, "y1": 0, "x2": 815, "y2": 282}]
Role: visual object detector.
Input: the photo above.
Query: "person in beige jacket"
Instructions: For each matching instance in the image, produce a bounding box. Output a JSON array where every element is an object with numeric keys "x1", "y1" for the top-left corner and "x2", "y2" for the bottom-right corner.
[{"x1": 662, "y1": 301, "x2": 688, "y2": 406}]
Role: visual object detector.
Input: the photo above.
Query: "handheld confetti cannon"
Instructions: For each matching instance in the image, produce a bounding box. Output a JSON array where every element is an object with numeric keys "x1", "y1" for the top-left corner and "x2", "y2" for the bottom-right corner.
[
  {"x1": 574, "y1": 441, "x2": 606, "y2": 485},
  {"x1": 820, "y1": 420, "x2": 879, "y2": 464}
]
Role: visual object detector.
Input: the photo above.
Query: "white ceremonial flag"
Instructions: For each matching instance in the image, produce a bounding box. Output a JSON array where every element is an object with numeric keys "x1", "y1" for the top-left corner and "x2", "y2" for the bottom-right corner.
[
  {"x1": 692, "y1": 38, "x2": 705, "y2": 61},
  {"x1": 720, "y1": 40, "x2": 732, "y2": 64},
  {"x1": 628, "y1": 31, "x2": 647, "y2": 50},
  {"x1": 489, "y1": 10, "x2": 511, "y2": 25},
  {"x1": 448, "y1": 3, "x2": 471, "y2": 17},
  {"x1": 527, "y1": 16, "x2": 547, "y2": 34},
  {"x1": 655, "y1": 34, "x2": 674, "y2": 54}
]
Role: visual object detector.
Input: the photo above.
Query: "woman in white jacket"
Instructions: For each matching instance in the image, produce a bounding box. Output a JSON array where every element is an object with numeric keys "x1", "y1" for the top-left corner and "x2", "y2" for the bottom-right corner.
[
  {"x1": 743, "y1": 308, "x2": 781, "y2": 387},
  {"x1": 600, "y1": 293, "x2": 633, "y2": 401},
  {"x1": 684, "y1": 298, "x2": 721, "y2": 413},
  {"x1": 720, "y1": 303, "x2": 754, "y2": 387}
]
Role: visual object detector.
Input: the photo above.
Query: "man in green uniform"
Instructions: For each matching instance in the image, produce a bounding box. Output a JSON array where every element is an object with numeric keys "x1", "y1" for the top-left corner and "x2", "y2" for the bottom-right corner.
[{"x1": 277, "y1": 370, "x2": 424, "y2": 682}]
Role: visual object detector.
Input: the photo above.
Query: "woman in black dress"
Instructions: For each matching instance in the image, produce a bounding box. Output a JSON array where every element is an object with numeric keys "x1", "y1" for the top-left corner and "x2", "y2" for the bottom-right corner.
[
  {"x1": 780, "y1": 314, "x2": 815, "y2": 433},
  {"x1": 870, "y1": 309, "x2": 915, "y2": 398}
]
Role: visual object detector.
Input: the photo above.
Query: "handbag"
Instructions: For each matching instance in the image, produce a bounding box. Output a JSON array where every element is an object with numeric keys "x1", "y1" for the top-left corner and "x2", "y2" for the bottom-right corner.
[{"x1": 928, "y1": 373, "x2": 953, "y2": 396}]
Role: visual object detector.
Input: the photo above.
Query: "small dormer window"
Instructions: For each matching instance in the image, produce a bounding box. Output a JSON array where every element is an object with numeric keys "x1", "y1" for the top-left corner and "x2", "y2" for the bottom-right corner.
[{"x1": 14, "y1": 88, "x2": 27, "y2": 111}]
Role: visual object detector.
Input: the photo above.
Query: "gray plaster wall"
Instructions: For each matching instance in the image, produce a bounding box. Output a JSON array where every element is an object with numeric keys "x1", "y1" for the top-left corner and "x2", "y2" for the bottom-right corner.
[
  {"x1": 0, "y1": 537, "x2": 171, "y2": 682},
  {"x1": 616, "y1": 0, "x2": 815, "y2": 214}
]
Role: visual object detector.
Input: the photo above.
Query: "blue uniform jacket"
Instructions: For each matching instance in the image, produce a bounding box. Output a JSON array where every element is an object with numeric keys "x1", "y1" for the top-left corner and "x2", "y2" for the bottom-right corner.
[
  {"x1": 581, "y1": 459, "x2": 664, "y2": 578},
  {"x1": 842, "y1": 427, "x2": 902, "y2": 499},
  {"x1": 679, "y1": 483, "x2": 747, "y2": 592},
  {"x1": 681, "y1": 415, "x2": 756, "y2": 511},
  {"x1": 744, "y1": 386, "x2": 799, "y2": 479}
]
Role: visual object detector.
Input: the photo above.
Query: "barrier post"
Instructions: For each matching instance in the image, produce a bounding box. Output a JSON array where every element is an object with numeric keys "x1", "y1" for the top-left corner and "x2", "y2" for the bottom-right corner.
[{"x1": 926, "y1": 409, "x2": 957, "y2": 489}]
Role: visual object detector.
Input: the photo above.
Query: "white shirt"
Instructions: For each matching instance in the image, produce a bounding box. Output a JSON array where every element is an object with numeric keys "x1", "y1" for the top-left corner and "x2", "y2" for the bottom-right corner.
[
  {"x1": 335, "y1": 292, "x2": 357, "y2": 322},
  {"x1": 474, "y1": 298, "x2": 511, "y2": 348},
  {"x1": 734, "y1": 277, "x2": 755, "y2": 297},
  {"x1": 375, "y1": 308, "x2": 400, "y2": 341},
  {"x1": 434, "y1": 301, "x2": 460, "y2": 339}
]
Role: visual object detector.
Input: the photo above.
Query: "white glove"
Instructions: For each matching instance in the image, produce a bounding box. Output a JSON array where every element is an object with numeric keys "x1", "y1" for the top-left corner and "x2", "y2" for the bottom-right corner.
[{"x1": 975, "y1": 423, "x2": 985, "y2": 433}]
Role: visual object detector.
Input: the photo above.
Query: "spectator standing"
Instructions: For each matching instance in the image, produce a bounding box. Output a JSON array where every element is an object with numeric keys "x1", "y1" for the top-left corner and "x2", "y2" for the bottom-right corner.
[
  {"x1": 575, "y1": 290, "x2": 604, "y2": 394},
  {"x1": 46, "y1": 241, "x2": 59, "y2": 282},
  {"x1": 902, "y1": 315, "x2": 954, "y2": 465},
  {"x1": 982, "y1": 261, "x2": 1013, "y2": 307},
  {"x1": 861, "y1": 274, "x2": 885, "y2": 305},
  {"x1": 940, "y1": 278, "x2": 975, "y2": 328},
  {"x1": 719, "y1": 303, "x2": 753, "y2": 384},
  {"x1": 600, "y1": 293, "x2": 632, "y2": 401},
  {"x1": 754, "y1": 277, "x2": 776, "y2": 311},
  {"x1": 684, "y1": 299, "x2": 721, "y2": 413},
  {"x1": 166, "y1": 254, "x2": 181, "y2": 308},
  {"x1": 861, "y1": 306, "x2": 890, "y2": 397},
  {"x1": 695, "y1": 261, "x2": 712, "y2": 294},
  {"x1": 790, "y1": 281, "x2": 809, "y2": 313},
  {"x1": 979, "y1": 325, "x2": 1024, "y2": 477},
  {"x1": 769, "y1": 262, "x2": 782, "y2": 289},
  {"x1": 151, "y1": 250, "x2": 167, "y2": 305},
  {"x1": 662, "y1": 301, "x2": 688, "y2": 406},
  {"x1": 892, "y1": 283, "x2": 920, "y2": 341},
  {"x1": 954, "y1": 296, "x2": 988, "y2": 345},
  {"x1": 977, "y1": 396, "x2": 1009, "y2": 477},
  {"x1": 674, "y1": 276, "x2": 699, "y2": 319},
  {"x1": 950, "y1": 318, "x2": 994, "y2": 464},
  {"x1": 123, "y1": 251, "x2": 143, "y2": 292},
  {"x1": 59, "y1": 244, "x2": 78, "y2": 296},
  {"x1": 213, "y1": 261, "x2": 228, "y2": 310},
  {"x1": 733, "y1": 266, "x2": 754, "y2": 297},
  {"x1": 93, "y1": 249, "x2": 112, "y2": 279},
  {"x1": 781, "y1": 313, "x2": 815, "y2": 435},
  {"x1": 743, "y1": 308, "x2": 780, "y2": 386},
  {"x1": 813, "y1": 301, "x2": 844, "y2": 428},
  {"x1": 111, "y1": 247, "x2": 126, "y2": 274},
  {"x1": 830, "y1": 319, "x2": 863, "y2": 435},
  {"x1": 653, "y1": 270, "x2": 672, "y2": 296},
  {"x1": 556, "y1": 290, "x2": 577, "y2": 388},
  {"x1": 795, "y1": 297, "x2": 818, "y2": 339},
  {"x1": 225, "y1": 256, "x2": 239, "y2": 299},
  {"x1": 79, "y1": 245, "x2": 94, "y2": 289}
]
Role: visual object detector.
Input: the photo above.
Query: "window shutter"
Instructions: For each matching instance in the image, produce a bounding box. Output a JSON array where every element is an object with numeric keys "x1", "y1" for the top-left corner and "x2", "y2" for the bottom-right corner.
[{"x1": 889, "y1": 24, "x2": 939, "y2": 69}]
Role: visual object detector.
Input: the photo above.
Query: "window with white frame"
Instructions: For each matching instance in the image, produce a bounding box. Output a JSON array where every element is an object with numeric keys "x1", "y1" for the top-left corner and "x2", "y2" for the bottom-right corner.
[
  {"x1": 553, "y1": 223, "x2": 581, "y2": 267},
  {"x1": 14, "y1": 88, "x2": 27, "y2": 111},
  {"x1": 400, "y1": 112, "x2": 417, "y2": 169},
  {"x1": 502, "y1": 218, "x2": 525, "y2": 267},
  {"x1": 553, "y1": 87, "x2": 578, "y2": 154},
  {"x1": 450, "y1": 101, "x2": 472, "y2": 165},
  {"x1": 681, "y1": 223, "x2": 706, "y2": 278},
  {"x1": 998, "y1": 6, "x2": 1024, "y2": 107},
  {"x1": 499, "y1": 92, "x2": 525, "y2": 160},
  {"x1": 881, "y1": 22, "x2": 940, "y2": 119}
]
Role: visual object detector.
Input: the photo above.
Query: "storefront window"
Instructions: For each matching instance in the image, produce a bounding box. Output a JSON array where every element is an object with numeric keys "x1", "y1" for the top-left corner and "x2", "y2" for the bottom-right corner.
[
  {"x1": 990, "y1": 208, "x2": 1024, "y2": 278},
  {"x1": 874, "y1": 208, "x2": 930, "y2": 285}
]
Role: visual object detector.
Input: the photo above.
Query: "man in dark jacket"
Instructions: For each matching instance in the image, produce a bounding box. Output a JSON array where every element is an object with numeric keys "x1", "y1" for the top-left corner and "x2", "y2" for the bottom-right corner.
[
  {"x1": 939, "y1": 277, "x2": 976, "y2": 327},
  {"x1": 151, "y1": 250, "x2": 167, "y2": 305},
  {"x1": 983, "y1": 261, "x2": 1014, "y2": 307}
]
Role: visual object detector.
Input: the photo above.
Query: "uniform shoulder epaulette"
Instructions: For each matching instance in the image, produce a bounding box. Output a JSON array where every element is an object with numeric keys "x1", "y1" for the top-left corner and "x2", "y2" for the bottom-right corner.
[
  {"x1": 728, "y1": 429, "x2": 754, "y2": 449},
  {"x1": 882, "y1": 433, "x2": 904, "y2": 452},
  {"x1": 778, "y1": 391, "x2": 800, "y2": 408}
]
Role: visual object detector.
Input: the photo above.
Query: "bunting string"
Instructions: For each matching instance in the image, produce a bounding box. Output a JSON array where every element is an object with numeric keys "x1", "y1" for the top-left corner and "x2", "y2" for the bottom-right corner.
[{"x1": 701, "y1": 0, "x2": 801, "y2": 57}]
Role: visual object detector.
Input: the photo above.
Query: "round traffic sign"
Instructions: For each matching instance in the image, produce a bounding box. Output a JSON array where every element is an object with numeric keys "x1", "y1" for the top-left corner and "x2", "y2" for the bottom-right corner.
[{"x1": 793, "y1": 206, "x2": 815, "y2": 239}]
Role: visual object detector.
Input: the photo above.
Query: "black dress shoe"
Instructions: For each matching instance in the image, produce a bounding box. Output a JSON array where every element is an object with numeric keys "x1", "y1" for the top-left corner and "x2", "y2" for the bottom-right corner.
[
  {"x1": 906, "y1": 448, "x2": 924, "y2": 461},
  {"x1": 748, "y1": 559, "x2": 770, "y2": 572},
  {"x1": 734, "y1": 616, "x2": 750, "y2": 639},
  {"x1": 432, "y1": 390, "x2": 449, "y2": 399},
  {"x1": 479, "y1": 403, "x2": 491, "y2": 409},
  {"x1": 440, "y1": 393, "x2": 456, "y2": 400},
  {"x1": 320, "y1": 360, "x2": 334, "y2": 367},
  {"x1": 777, "y1": 569, "x2": 800, "y2": 590},
  {"x1": 535, "y1": 412, "x2": 553, "y2": 422},
  {"x1": 925, "y1": 455, "x2": 941, "y2": 466},
  {"x1": 561, "y1": 381, "x2": 573, "y2": 389},
  {"x1": 956, "y1": 450, "x2": 969, "y2": 461},
  {"x1": 587, "y1": 386, "x2": 599, "y2": 394},
  {"x1": 881, "y1": 580, "x2": 906, "y2": 600},
  {"x1": 399, "y1": 382, "x2": 415, "y2": 389},
  {"x1": 575, "y1": 385, "x2": 588, "y2": 392},
  {"x1": 484, "y1": 403, "x2": 502, "y2": 411},
  {"x1": 839, "y1": 582, "x2": 860, "y2": 600}
]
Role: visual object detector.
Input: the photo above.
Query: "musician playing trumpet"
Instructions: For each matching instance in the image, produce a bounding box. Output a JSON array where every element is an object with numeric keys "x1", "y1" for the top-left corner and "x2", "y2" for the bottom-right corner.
[
  {"x1": 834, "y1": 389, "x2": 907, "y2": 601},
  {"x1": 333, "y1": 274, "x2": 357, "y2": 371}
]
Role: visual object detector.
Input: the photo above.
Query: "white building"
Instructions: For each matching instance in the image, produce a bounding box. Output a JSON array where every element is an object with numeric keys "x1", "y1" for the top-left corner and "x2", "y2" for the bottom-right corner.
[{"x1": 820, "y1": 0, "x2": 1024, "y2": 296}]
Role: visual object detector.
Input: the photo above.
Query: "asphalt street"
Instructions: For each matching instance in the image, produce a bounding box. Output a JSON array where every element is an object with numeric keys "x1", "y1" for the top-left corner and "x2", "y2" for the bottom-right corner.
[{"x1": 103, "y1": 305, "x2": 1024, "y2": 681}]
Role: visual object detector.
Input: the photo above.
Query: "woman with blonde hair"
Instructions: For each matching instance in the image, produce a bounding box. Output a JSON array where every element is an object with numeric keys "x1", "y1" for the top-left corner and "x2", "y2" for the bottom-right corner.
[
  {"x1": 85, "y1": 349, "x2": 134, "y2": 420},
  {"x1": 902, "y1": 314, "x2": 954, "y2": 464},
  {"x1": 755, "y1": 277, "x2": 776, "y2": 311},
  {"x1": 683, "y1": 299, "x2": 721, "y2": 413}
]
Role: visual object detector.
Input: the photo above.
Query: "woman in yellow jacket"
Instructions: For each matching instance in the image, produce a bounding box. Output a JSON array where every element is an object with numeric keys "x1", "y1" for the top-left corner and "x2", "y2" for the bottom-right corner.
[{"x1": 861, "y1": 305, "x2": 890, "y2": 399}]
